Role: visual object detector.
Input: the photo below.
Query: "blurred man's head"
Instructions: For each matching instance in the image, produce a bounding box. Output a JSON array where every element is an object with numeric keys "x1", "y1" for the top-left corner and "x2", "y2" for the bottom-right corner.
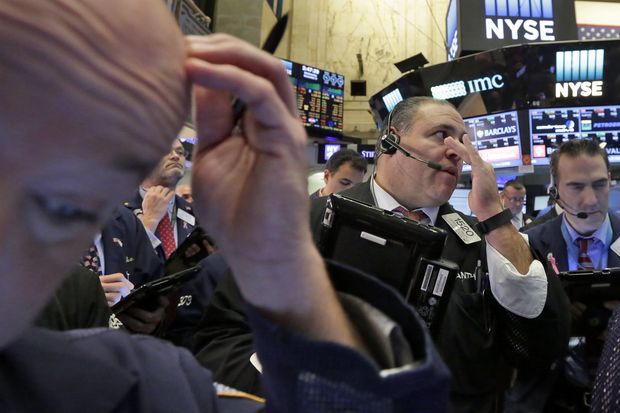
[
  {"x1": 321, "y1": 149, "x2": 367, "y2": 196},
  {"x1": 550, "y1": 139, "x2": 610, "y2": 235},
  {"x1": 145, "y1": 139, "x2": 187, "y2": 188},
  {"x1": 0, "y1": 0, "x2": 187, "y2": 347},
  {"x1": 176, "y1": 184, "x2": 193, "y2": 203},
  {"x1": 374, "y1": 97, "x2": 466, "y2": 209},
  {"x1": 500, "y1": 180, "x2": 526, "y2": 216}
]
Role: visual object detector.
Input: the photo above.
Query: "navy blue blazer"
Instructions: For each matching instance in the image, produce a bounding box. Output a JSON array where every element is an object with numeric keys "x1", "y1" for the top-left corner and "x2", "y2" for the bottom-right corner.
[
  {"x1": 165, "y1": 252, "x2": 228, "y2": 349},
  {"x1": 525, "y1": 211, "x2": 620, "y2": 272},
  {"x1": 2, "y1": 261, "x2": 451, "y2": 413},
  {"x1": 123, "y1": 191, "x2": 197, "y2": 260},
  {"x1": 100, "y1": 206, "x2": 164, "y2": 287}
]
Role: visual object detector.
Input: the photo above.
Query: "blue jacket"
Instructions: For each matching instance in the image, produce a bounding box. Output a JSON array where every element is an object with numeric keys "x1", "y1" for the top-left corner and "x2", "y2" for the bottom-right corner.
[
  {"x1": 101, "y1": 206, "x2": 164, "y2": 287},
  {"x1": 165, "y1": 252, "x2": 228, "y2": 348},
  {"x1": 1, "y1": 261, "x2": 451, "y2": 413},
  {"x1": 525, "y1": 212, "x2": 620, "y2": 271}
]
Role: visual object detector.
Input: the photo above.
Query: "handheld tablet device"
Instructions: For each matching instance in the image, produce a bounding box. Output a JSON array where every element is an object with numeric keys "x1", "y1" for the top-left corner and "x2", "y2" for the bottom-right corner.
[
  {"x1": 111, "y1": 265, "x2": 201, "y2": 315},
  {"x1": 559, "y1": 267, "x2": 620, "y2": 302},
  {"x1": 319, "y1": 193, "x2": 458, "y2": 333}
]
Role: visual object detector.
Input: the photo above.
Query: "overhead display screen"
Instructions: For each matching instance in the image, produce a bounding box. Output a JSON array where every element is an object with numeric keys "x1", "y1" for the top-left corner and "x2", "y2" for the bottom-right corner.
[
  {"x1": 369, "y1": 39, "x2": 620, "y2": 124},
  {"x1": 529, "y1": 105, "x2": 620, "y2": 164},
  {"x1": 463, "y1": 110, "x2": 522, "y2": 170},
  {"x1": 282, "y1": 59, "x2": 344, "y2": 135}
]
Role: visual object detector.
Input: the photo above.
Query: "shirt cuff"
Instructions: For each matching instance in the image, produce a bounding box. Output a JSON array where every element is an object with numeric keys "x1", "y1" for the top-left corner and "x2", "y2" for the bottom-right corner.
[
  {"x1": 144, "y1": 228, "x2": 161, "y2": 249},
  {"x1": 486, "y1": 233, "x2": 548, "y2": 319}
]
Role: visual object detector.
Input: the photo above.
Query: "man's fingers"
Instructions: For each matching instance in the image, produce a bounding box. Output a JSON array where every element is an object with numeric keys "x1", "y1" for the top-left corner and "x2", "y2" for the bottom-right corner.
[
  {"x1": 185, "y1": 34, "x2": 296, "y2": 113},
  {"x1": 187, "y1": 59, "x2": 290, "y2": 129},
  {"x1": 187, "y1": 58, "x2": 296, "y2": 155}
]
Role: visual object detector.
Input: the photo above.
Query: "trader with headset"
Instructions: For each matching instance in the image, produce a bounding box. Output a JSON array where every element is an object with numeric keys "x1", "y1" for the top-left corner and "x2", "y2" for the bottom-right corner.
[
  {"x1": 308, "y1": 96, "x2": 569, "y2": 413},
  {"x1": 522, "y1": 138, "x2": 620, "y2": 412}
]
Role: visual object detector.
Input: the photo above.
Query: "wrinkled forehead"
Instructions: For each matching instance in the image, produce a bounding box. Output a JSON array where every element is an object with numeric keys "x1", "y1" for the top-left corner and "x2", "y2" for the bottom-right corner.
[
  {"x1": 412, "y1": 104, "x2": 466, "y2": 135},
  {"x1": 0, "y1": 0, "x2": 188, "y2": 159}
]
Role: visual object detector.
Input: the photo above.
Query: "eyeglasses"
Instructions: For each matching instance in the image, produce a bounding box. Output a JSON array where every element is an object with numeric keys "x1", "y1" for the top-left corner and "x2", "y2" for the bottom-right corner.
[{"x1": 506, "y1": 197, "x2": 525, "y2": 203}]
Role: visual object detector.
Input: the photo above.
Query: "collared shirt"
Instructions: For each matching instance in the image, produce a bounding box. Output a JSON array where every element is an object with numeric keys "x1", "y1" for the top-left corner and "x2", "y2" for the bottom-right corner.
[
  {"x1": 511, "y1": 212, "x2": 524, "y2": 230},
  {"x1": 561, "y1": 213, "x2": 612, "y2": 270},
  {"x1": 371, "y1": 178, "x2": 547, "y2": 318},
  {"x1": 139, "y1": 186, "x2": 178, "y2": 248},
  {"x1": 93, "y1": 233, "x2": 105, "y2": 275},
  {"x1": 372, "y1": 180, "x2": 439, "y2": 225}
]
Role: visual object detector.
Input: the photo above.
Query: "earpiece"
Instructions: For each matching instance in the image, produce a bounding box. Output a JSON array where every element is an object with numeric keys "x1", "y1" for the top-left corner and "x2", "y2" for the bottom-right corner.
[
  {"x1": 379, "y1": 109, "x2": 400, "y2": 155},
  {"x1": 548, "y1": 186, "x2": 559, "y2": 200},
  {"x1": 380, "y1": 132, "x2": 400, "y2": 155}
]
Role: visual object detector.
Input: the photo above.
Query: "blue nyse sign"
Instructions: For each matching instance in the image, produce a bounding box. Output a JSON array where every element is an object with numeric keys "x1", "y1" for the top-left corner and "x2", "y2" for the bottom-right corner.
[
  {"x1": 555, "y1": 49, "x2": 605, "y2": 98},
  {"x1": 447, "y1": 0, "x2": 576, "y2": 58},
  {"x1": 485, "y1": 0, "x2": 555, "y2": 41}
]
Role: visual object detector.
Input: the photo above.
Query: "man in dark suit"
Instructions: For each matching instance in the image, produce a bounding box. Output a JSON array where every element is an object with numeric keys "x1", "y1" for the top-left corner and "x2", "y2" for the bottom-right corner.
[
  {"x1": 500, "y1": 179, "x2": 533, "y2": 229},
  {"x1": 522, "y1": 139, "x2": 619, "y2": 412},
  {"x1": 526, "y1": 139, "x2": 618, "y2": 271},
  {"x1": 309, "y1": 97, "x2": 569, "y2": 413},
  {"x1": 194, "y1": 97, "x2": 569, "y2": 413},
  {"x1": 85, "y1": 206, "x2": 167, "y2": 334},
  {"x1": 123, "y1": 138, "x2": 198, "y2": 261}
]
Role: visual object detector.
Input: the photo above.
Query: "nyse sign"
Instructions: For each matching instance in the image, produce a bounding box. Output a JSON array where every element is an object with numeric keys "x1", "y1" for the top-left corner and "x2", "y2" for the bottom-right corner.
[
  {"x1": 484, "y1": 0, "x2": 555, "y2": 42},
  {"x1": 555, "y1": 49, "x2": 605, "y2": 98},
  {"x1": 556, "y1": 81, "x2": 603, "y2": 98},
  {"x1": 485, "y1": 18, "x2": 554, "y2": 41}
]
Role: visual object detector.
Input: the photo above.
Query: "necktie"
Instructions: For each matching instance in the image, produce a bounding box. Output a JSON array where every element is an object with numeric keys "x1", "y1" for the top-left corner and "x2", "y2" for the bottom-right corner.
[
  {"x1": 157, "y1": 214, "x2": 176, "y2": 259},
  {"x1": 591, "y1": 307, "x2": 620, "y2": 412},
  {"x1": 577, "y1": 237, "x2": 595, "y2": 270},
  {"x1": 393, "y1": 206, "x2": 429, "y2": 224},
  {"x1": 81, "y1": 244, "x2": 102, "y2": 275}
]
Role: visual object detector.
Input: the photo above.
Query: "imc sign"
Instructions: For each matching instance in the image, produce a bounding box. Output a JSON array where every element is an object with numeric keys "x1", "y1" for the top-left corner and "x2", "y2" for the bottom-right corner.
[
  {"x1": 431, "y1": 74, "x2": 504, "y2": 100},
  {"x1": 555, "y1": 49, "x2": 604, "y2": 98},
  {"x1": 485, "y1": 0, "x2": 555, "y2": 41},
  {"x1": 453, "y1": 0, "x2": 576, "y2": 57}
]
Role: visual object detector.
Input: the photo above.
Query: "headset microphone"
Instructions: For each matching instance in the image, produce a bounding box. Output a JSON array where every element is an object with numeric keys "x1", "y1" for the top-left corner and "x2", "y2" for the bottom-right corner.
[
  {"x1": 382, "y1": 135, "x2": 443, "y2": 171},
  {"x1": 548, "y1": 186, "x2": 592, "y2": 219}
]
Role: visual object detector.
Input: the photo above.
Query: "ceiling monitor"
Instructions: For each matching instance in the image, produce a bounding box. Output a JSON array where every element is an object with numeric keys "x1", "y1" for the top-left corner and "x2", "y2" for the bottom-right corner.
[
  {"x1": 462, "y1": 110, "x2": 523, "y2": 171},
  {"x1": 529, "y1": 104, "x2": 620, "y2": 165},
  {"x1": 281, "y1": 59, "x2": 345, "y2": 135}
]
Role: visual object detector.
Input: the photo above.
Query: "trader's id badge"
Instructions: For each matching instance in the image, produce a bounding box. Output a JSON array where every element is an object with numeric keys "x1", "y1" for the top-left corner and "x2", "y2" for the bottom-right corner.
[{"x1": 441, "y1": 213, "x2": 482, "y2": 245}]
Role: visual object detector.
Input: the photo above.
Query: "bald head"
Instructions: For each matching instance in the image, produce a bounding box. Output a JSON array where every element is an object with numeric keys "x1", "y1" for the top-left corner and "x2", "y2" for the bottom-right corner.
[
  {"x1": 0, "y1": 0, "x2": 188, "y2": 156},
  {"x1": 0, "y1": 1, "x2": 189, "y2": 348}
]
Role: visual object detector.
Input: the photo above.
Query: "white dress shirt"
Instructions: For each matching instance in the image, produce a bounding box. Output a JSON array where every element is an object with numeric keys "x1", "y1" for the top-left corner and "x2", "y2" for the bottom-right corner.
[{"x1": 371, "y1": 178, "x2": 547, "y2": 319}]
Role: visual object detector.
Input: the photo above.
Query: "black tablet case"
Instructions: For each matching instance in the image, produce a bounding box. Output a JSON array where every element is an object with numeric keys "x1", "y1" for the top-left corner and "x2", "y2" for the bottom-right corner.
[{"x1": 319, "y1": 193, "x2": 458, "y2": 332}]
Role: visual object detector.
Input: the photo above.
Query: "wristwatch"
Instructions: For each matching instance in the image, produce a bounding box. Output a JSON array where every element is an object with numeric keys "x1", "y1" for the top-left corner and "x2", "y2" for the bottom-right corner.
[{"x1": 475, "y1": 209, "x2": 513, "y2": 235}]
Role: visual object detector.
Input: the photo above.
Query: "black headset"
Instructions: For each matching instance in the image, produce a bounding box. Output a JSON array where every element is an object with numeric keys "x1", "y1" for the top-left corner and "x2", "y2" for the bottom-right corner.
[
  {"x1": 548, "y1": 185, "x2": 559, "y2": 200},
  {"x1": 379, "y1": 109, "x2": 400, "y2": 155}
]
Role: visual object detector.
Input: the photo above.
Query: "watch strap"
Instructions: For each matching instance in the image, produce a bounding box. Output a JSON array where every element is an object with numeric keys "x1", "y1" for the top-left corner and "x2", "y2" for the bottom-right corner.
[{"x1": 475, "y1": 209, "x2": 513, "y2": 235}]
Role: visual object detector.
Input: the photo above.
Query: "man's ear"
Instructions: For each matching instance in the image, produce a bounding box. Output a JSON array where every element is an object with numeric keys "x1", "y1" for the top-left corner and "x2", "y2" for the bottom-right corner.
[{"x1": 323, "y1": 169, "x2": 330, "y2": 184}]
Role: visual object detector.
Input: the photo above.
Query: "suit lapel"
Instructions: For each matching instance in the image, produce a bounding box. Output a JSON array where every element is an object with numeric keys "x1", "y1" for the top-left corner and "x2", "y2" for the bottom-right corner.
[
  {"x1": 607, "y1": 213, "x2": 620, "y2": 267},
  {"x1": 100, "y1": 212, "x2": 126, "y2": 276},
  {"x1": 545, "y1": 216, "x2": 569, "y2": 272},
  {"x1": 342, "y1": 180, "x2": 374, "y2": 205}
]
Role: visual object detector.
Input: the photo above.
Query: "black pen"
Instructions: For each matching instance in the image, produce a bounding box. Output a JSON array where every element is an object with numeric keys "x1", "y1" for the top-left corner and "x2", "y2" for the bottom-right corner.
[{"x1": 231, "y1": 13, "x2": 289, "y2": 125}]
